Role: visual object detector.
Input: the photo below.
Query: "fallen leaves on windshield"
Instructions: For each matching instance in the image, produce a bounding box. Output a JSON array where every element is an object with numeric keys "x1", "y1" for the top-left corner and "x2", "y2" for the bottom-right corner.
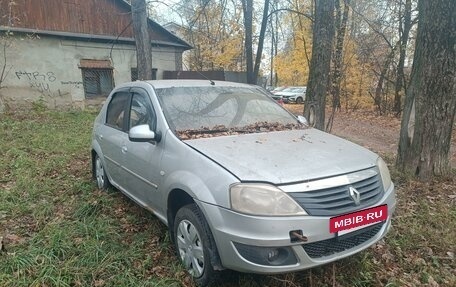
[{"x1": 177, "y1": 122, "x2": 306, "y2": 140}]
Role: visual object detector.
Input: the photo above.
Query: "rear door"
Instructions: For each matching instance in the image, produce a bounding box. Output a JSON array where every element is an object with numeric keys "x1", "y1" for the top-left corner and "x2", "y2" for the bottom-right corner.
[{"x1": 97, "y1": 90, "x2": 131, "y2": 185}]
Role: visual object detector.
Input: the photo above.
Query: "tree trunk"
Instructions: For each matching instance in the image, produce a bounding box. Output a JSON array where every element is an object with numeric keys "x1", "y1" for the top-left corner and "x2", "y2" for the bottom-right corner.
[
  {"x1": 374, "y1": 49, "x2": 395, "y2": 114},
  {"x1": 326, "y1": 0, "x2": 349, "y2": 132},
  {"x1": 332, "y1": 0, "x2": 349, "y2": 110},
  {"x1": 303, "y1": 0, "x2": 335, "y2": 130},
  {"x1": 393, "y1": 0, "x2": 412, "y2": 115},
  {"x1": 396, "y1": 0, "x2": 456, "y2": 179},
  {"x1": 270, "y1": 12, "x2": 277, "y2": 87},
  {"x1": 253, "y1": 0, "x2": 270, "y2": 84},
  {"x1": 241, "y1": 0, "x2": 254, "y2": 84},
  {"x1": 131, "y1": 0, "x2": 152, "y2": 80}
]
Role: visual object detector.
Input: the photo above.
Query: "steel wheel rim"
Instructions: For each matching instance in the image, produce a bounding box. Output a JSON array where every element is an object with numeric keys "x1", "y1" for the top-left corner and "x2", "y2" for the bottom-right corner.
[
  {"x1": 176, "y1": 219, "x2": 204, "y2": 277},
  {"x1": 95, "y1": 157, "x2": 105, "y2": 189}
]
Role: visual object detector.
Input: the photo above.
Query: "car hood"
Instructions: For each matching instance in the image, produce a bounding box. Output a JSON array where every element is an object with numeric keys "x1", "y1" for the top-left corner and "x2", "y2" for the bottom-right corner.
[{"x1": 185, "y1": 129, "x2": 378, "y2": 184}]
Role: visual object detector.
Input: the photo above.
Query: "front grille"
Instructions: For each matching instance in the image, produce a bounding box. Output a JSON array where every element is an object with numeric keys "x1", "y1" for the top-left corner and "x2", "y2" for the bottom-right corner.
[
  {"x1": 288, "y1": 171, "x2": 383, "y2": 216},
  {"x1": 303, "y1": 222, "x2": 383, "y2": 258}
]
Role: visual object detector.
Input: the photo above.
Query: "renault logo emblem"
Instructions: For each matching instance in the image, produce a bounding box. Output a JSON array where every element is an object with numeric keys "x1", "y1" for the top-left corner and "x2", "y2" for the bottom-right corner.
[{"x1": 349, "y1": 186, "x2": 361, "y2": 205}]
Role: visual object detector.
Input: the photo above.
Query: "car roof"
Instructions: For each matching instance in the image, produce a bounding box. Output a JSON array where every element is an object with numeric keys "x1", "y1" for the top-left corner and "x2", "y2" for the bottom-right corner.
[
  {"x1": 145, "y1": 79, "x2": 255, "y2": 89},
  {"x1": 112, "y1": 80, "x2": 266, "y2": 94}
]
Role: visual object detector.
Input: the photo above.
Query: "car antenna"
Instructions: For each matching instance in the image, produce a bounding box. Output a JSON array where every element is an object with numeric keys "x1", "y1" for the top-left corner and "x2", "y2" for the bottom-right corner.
[{"x1": 182, "y1": 62, "x2": 215, "y2": 85}]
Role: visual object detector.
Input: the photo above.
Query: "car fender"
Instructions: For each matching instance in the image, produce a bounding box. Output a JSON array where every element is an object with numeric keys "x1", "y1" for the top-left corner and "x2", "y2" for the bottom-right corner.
[
  {"x1": 159, "y1": 130, "x2": 238, "y2": 208},
  {"x1": 162, "y1": 169, "x2": 226, "y2": 207}
]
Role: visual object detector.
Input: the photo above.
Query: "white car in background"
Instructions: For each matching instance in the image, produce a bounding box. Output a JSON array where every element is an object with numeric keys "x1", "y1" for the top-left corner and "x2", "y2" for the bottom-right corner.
[{"x1": 275, "y1": 86, "x2": 307, "y2": 104}]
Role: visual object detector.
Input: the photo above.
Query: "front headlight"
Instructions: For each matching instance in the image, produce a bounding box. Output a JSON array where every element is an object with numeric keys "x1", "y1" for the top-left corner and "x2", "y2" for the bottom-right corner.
[
  {"x1": 230, "y1": 183, "x2": 307, "y2": 216},
  {"x1": 377, "y1": 157, "x2": 392, "y2": 191}
]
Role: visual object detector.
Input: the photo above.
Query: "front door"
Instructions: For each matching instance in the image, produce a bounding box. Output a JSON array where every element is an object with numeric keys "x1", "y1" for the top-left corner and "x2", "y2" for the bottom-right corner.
[{"x1": 121, "y1": 88, "x2": 164, "y2": 213}]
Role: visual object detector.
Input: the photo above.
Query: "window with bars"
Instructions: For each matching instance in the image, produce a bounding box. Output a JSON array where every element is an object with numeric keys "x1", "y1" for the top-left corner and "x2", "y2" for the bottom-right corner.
[
  {"x1": 81, "y1": 69, "x2": 114, "y2": 98},
  {"x1": 131, "y1": 68, "x2": 157, "y2": 81}
]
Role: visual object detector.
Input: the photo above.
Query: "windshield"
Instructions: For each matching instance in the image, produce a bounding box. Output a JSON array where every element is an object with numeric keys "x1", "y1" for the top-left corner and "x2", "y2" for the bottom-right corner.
[{"x1": 155, "y1": 85, "x2": 304, "y2": 139}]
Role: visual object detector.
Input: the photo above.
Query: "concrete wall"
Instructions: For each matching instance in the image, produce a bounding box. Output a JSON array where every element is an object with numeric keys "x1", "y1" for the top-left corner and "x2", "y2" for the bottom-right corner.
[{"x1": 0, "y1": 35, "x2": 182, "y2": 109}]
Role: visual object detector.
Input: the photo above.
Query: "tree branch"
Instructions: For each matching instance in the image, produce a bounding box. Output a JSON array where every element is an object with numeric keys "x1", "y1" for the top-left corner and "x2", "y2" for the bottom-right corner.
[
  {"x1": 267, "y1": 8, "x2": 313, "y2": 22},
  {"x1": 349, "y1": 4, "x2": 394, "y2": 49}
]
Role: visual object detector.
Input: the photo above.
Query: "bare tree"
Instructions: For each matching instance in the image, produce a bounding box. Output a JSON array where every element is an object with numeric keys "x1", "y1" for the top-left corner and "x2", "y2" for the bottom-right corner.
[
  {"x1": 392, "y1": 0, "x2": 413, "y2": 115},
  {"x1": 348, "y1": 0, "x2": 417, "y2": 115},
  {"x1": 0, "y1": 0, "x2": 17, "y2": 111},
  {"x1": 0, "y1": 35, "x2": 11, "y2": 90},
  {"x1": 396, "y1": 0, "x2": 456, "y2": 179},
  {"x1": 304, "y1": 0, "x2": 335, "y2": 130},
  {"x1": 0, "y1": 36, "x2": 11, "y2": 112},
  {"x1": 132, "y1": 0, "x2": 153, "y2": 80},
  {"x1": 243, "y1": 0, "x2": 282, "y2": 85},
  {"x1": 326, "y1": 0, "x2": 350, "y2": 132}
]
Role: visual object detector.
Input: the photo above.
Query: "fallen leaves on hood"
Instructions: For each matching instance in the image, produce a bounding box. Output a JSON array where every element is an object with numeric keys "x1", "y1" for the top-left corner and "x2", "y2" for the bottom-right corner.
[{"x1": 177, "y1": 122, "x2": 306, "y2": 140}]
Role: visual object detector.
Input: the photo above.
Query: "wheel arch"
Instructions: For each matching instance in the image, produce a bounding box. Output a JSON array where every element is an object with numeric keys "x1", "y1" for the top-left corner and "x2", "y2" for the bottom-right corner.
[
  {"x1": 91, "y1": 149, "x2": 97, "y2": 179},
  {"x1": 167, "y1": 188, "x2": 195, "y2": 242},
  {"x1": 91, "y1": 139, "x2": 106, "y2": 180},
  {"x1": 170, "y1": 198, "x2": 224, "y2": 273}
]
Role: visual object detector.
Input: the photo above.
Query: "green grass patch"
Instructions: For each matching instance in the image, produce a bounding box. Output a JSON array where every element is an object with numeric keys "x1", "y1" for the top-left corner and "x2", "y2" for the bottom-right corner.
[{"x1": 0, "y1": 110, "x2": 454, "y2": 286}]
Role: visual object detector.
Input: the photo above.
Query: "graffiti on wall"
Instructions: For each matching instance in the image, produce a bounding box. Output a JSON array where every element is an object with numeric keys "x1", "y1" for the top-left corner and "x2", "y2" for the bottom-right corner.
[
  {"x1": 14, "y1": 70, "x2": 85, "y2": 108},
  {"x1": 15, "y1": 71, "x2": 57, "y2": 96},
  {"x1": 61, "y1": 81, "x2": 83, "y2": 89}
]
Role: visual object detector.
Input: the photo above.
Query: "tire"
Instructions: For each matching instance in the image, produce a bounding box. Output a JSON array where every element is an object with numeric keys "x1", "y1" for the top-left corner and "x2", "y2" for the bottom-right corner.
[
  {"x1": 94, "y1": 154, "x2": 110, "y2": 190},
  {"x1": 296, "y1": 97, "x2": 303, "y2": 104},
  {"x1": 174, "y1": 204, "x2": 219, "y2": 286}
]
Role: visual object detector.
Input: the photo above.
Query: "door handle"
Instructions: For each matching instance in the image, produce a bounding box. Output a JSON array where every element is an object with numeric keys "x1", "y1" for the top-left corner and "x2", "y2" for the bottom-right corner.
[{"x1": 121, "y1": 146, "x2": 128, "y2": 154}]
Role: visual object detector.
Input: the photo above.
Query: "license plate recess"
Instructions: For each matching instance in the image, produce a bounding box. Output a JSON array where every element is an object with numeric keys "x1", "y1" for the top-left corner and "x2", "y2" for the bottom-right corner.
[{"x1": 329, "y1": 205, "x2": 388, "y2": 234}]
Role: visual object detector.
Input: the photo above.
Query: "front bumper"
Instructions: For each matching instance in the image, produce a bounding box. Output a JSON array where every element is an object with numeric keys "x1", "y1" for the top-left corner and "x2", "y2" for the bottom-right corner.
[{"x1": 198, "y1": 184, "x2": 396, "y2": 274}]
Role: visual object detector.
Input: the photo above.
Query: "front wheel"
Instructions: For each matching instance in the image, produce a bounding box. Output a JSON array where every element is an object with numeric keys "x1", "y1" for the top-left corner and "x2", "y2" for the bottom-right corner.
[
  {"x1": 296, "y1": 97, "x2": 304, "y2": 104},
  {"x1": 174, "y1": 204, "x2": 218, "y2": 286}
]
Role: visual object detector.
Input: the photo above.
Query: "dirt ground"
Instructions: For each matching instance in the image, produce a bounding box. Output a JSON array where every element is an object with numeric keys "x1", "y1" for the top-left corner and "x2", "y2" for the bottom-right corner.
[
  {"x1": 284, "y1": 104, "x2": 456, "y2": 166},
  {"x1": 330, "y1": 111, "x2": 401, "y2": 156}
]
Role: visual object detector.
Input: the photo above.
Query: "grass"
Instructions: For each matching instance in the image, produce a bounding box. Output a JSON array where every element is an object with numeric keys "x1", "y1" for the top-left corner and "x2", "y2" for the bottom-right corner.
[{"x1": 0, "y1": 110, "x2": 455, "y2": 286}]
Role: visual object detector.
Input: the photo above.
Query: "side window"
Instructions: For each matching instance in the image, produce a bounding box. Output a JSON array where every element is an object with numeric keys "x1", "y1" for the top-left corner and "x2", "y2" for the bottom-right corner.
[
  {"x1": 129, "y1": 93, "x2": 156, "y2": 130},
  {"x1": 106, "y1": 92, "x2": 130, "y2": 130}
]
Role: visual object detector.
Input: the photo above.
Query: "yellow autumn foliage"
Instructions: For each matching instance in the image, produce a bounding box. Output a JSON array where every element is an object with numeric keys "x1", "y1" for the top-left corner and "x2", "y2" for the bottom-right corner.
[
  {"x1": 274, "y1": 5, "x2": 377, "y2": 110},
  {"x1": 274, "y1": 30, "x2": 312, "y2": 86},
  {"x1": 273, "y1": 3, "x2": 312, "y2": 86},
  {"x1": 183, "y1": 3, "x2": 244, "y2": 71}
]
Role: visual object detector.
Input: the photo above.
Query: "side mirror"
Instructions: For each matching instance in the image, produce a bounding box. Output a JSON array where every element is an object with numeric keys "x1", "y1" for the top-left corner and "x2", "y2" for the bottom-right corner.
[
  {"x1": 297, "y1": 115, "x2": 308, "y2": 126},
  {"x1": 129, "y1": 124, "x2": 160, "y2": 142}
]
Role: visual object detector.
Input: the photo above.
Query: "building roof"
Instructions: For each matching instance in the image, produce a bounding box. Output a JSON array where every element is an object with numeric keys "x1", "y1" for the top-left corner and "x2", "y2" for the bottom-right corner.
[
  {"x1": 0, "y1": 26, "x2": 191, "y2": 49},
  {"x1": 0, "y1": 0, "x2": 192, "y2": 50}
]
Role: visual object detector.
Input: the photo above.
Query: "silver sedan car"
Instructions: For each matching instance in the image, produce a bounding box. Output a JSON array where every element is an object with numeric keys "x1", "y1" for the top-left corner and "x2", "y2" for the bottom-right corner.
[{"x1": 91, "y1": 80, "x2": 396, "y2": 286}]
